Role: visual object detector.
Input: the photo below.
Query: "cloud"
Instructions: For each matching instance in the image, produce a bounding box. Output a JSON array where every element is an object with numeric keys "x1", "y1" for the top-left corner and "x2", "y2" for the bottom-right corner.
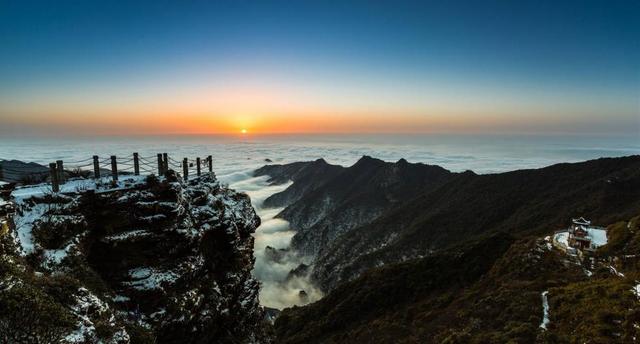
[{"x1": 229, "y1": 172, "x2": 322, "y2": 309}]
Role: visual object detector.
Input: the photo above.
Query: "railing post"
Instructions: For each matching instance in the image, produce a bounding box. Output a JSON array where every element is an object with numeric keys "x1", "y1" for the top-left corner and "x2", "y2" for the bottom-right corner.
[
  {"x1": 196, "y1": 157, "x2": 201, "y2": 176},
  {"x1": 56, "y1": 160, "x2": 65, "y2": 184},
  {"x1": 208, "y1": 155, "x2": 212, "y2": 172},
  {"x1": 49, "y1": 163, "x2": 59, "y2": 192},
  {"x1": 183, "y1": 158, "x2": 188, "y2": 181},
  {"x1": 133, "y1": 153, "x2": 140, "y2": 176},
  {"x1": 110, "y1": 155, "x2": 118, "y2": 182},
  {"x1": 157, "y1": 154, "x2": 163, "y2": 175},
  {"x1": 93, "y1": 156, "x2": 100, "y2": 179},
  {"x1": 162, "y1": 153, "x2": 168, "y2": 173}
]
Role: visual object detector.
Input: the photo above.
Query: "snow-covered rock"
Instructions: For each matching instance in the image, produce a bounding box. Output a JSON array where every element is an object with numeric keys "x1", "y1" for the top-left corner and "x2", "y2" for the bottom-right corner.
[{"x1": 1, "y1": 171, "x2": 271, "y2": 343}]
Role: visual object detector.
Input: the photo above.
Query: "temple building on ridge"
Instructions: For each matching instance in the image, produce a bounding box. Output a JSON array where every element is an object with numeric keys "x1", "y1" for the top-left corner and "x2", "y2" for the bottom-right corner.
[
  {"x1": 552, "y1": 217, "x2": 608, "y2": 256},
  {"x1": 566, "y1": 217, "x2": 607, "y2": 253}
]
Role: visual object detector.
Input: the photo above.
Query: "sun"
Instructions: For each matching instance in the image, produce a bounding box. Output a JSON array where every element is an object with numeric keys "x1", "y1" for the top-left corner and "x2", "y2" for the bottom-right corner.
[{"x1": 241, "y1": 129, "x2": 247, "y2": 134}]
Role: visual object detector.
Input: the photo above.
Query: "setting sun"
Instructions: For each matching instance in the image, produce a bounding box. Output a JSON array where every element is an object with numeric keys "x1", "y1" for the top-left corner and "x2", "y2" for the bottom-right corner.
[{"x1": 241, "y1": 129, "x2": 247, "y2": 134}]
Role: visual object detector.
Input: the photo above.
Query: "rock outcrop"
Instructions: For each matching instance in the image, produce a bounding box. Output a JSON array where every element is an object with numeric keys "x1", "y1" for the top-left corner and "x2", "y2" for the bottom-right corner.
[{"x1": 0, "y1": 171, "x2": 272, "y2": 343}]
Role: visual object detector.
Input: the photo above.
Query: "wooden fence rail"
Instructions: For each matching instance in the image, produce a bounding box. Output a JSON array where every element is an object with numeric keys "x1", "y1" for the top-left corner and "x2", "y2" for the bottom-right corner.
[{"x1": 0, "y1": 152, "x2": 215, "y2": 192}]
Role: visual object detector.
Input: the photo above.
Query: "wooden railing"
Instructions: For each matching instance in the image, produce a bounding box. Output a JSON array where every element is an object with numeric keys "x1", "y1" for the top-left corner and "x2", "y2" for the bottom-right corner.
[{"x1": 0, "y1": 153, "x2": 213, "y2": 192}]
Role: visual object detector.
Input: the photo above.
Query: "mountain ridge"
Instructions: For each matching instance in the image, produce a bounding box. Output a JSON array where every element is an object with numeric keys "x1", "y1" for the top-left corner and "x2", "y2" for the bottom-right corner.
[
  {"x1": 254, "y1": 155, "x2": 640, "y2": 291},
  {"x1": 259, "y1": 156, "x2": 456, "y2": 257}
]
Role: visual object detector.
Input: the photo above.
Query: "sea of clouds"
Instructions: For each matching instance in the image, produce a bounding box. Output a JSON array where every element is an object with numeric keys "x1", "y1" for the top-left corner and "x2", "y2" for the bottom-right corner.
[{"x1": 226, "y1": 174, "x2": 323, "y2": 309}]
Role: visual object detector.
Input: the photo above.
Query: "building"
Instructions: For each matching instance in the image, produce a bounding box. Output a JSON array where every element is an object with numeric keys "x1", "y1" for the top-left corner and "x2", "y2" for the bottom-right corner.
[{"x1": 567, "y1": 217, "x2": 607, "y2": 253}]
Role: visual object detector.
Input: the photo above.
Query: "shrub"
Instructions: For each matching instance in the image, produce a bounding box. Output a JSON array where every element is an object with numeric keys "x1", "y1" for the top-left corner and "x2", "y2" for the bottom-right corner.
[
  {"x1": 126, "y1": 323, "x2": 157, "y2": 344},
  {"x1": 0, "y1": 284, "x2": 75, "y2": 343}
]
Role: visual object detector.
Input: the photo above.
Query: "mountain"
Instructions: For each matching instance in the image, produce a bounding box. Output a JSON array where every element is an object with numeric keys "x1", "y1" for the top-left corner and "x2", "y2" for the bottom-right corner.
[
  {"x1": 275, "y1": 215, "x2": 640, "y2": 343},
  {"x1": 254, "y1": 158, "x2": 344, "y2": 208},
  {"x1": 257, "y1": 155, "x2": 640, "y2": 291},
  {"x1": 0, "y1": 171, "x2": 272, "y2": 343},
  {"x1": 262, "y1": 156, "x2": 454, "y2": 257},
  {"x1": 0, "y1": 159, "x2": 50, "y2": 184},
  {"x1": 312, "y1": 155, "x2": 640, "y2": 290}
]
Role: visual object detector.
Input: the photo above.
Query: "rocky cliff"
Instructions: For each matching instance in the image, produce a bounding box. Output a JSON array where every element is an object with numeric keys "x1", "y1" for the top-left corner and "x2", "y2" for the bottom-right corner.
[{"x1": 0, "y1": 172, "x2": 272, "y2": 343}]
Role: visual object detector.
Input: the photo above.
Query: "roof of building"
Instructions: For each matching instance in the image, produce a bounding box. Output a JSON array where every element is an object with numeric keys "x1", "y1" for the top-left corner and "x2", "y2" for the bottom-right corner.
[{"x1": 572, "y1": 217, "x2": 591, "y2": 225}]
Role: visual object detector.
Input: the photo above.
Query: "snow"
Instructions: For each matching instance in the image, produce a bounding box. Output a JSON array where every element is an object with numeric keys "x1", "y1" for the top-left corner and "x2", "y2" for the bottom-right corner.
[
  {"x1": 609, "y1": 265, "x2": 625, "y2": 278},
  {"x1": 12, "y1": 175, "x2": 147, "y2": 199},
  {"x1": 10, "y1": 175, "x2": 146, "y2": 255},
  {"x1": 42, "y1": 245, "x2": 71, "y2": 266},
  {"x1": 12, "y1": 202, "x2": 49, "y2": 254},
  {"x1": 552, "y1": 225, "x2": 608, "y2": 253},
  {"x1": 113, "y1": 295, "x2": 130, "y2": 302},
  {"x1": 632, "y1": 282, "x2": 640, "y2": 299},
  {"x1": 124, "y1": 267, "x2": 179, "y2": 290},
  {"x1": 554, "y1": 232, "x2": 569, "y2": 247},
  {"x1": 63, "y1": 287, "x2": 121, "y2": 344},
  {"x1": 585, "y1": 227, "x2": 607, "y2": 247},
  {"x1": 103, "y1": 229, "x2": 152, "y2": 242},
  {"x1": 543, "y1": 235, "x2": 552, "y2": 250},
  {"x1": 139, "y1": 214, "x2": 167, "y2": 222},
  {"x1": 540, "y1": 290, "x2": 550, "y2": 330}
]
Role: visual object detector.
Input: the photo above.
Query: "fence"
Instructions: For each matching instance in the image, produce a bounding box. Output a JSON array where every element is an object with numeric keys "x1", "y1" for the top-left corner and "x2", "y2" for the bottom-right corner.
[{"x1": 0, "y1": 153, "x2": 214, "y2": 193}]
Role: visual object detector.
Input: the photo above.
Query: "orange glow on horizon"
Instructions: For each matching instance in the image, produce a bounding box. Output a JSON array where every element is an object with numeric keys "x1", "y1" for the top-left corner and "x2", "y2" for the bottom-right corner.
[
  {"x1": 0, "y1": 108, "x2": 558, "y2": 136},
  {"x1": 1, "y1": 96, "x2": 628, "y2": 136}
]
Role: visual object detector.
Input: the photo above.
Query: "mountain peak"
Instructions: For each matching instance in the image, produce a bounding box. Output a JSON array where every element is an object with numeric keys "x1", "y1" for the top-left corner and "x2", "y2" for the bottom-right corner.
[
  {"x1": 313, "y1": 158, "x2": 328, "y2": 164},
  {"x1": 354, "y1": 155, "x2": 384, "y2": 166}
]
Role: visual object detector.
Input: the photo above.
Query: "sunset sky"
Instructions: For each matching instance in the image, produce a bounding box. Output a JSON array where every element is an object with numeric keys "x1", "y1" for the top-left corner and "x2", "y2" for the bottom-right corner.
[{"x1": 0, "y1": 1, "x2": 638, "y2": 136}]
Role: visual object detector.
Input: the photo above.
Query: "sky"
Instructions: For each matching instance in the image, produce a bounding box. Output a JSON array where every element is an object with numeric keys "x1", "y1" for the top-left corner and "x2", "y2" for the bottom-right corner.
[{"x1": 0, "y1": 0, "x2": 638, "y2": 136}]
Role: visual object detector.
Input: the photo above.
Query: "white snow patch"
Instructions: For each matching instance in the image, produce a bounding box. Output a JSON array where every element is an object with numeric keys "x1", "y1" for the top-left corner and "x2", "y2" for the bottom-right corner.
[
  {"x1": 609, "y1": 265, "x2": 625, "y2": 278},
  {"x1": 103, "y1": 229, "x2": 152, "y2": 242},
  {"x1": 139, "y1": 214, "x2": 167, "y2": 222},
  {"x1": 42, "y1": 243, "x2": 73, "y2": 268},
  {"x1": 12, "y1": 202, "x2": 49, "y2": 255},
  {"x1": 540, "y1": 290, "x2": 550, "y2": 330},
  {"x1": 585, "y1": 227, "x2": 608, "y2": 247},
  {"x1": 631, "y1": 282, "x2": 640, "y2": 299},
  {"x1": 16, "y1": 176, "x2": 147, "y2": 198},
  {"x1": 124, "y1": 267, "x2": 179, "y2": 290},
  {"x1": 63, "y1": 287, "x2": 115, "y2": 344},
  {"x1": 554, "y1": 232, "x2": 569, "y2": 247},
  {"x1": 113, "y1": 295, "x2": 130, "y2": 302}
]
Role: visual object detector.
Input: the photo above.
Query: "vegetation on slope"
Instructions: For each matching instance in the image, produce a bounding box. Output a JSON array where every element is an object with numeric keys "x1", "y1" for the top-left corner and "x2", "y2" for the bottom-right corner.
[
  {"x1": 276, "y1": 214, "x2": 640, "y2": 344},
  {"x1": 275, "y1": 233, "x2": 515, "y2": 343}
]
